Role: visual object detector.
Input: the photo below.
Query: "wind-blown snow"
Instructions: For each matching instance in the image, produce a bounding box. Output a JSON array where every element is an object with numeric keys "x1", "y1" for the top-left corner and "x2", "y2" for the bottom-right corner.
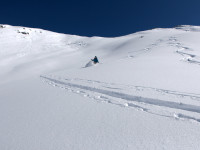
[{"x1": 1, "y1": 24, "x2": 200, "y2": 150}]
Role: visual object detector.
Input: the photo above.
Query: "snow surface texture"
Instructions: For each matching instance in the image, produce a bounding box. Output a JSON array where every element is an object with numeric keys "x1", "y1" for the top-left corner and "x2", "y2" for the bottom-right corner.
[{"x1": 1, "y1": 24, "x2": 200, "y2": 150}]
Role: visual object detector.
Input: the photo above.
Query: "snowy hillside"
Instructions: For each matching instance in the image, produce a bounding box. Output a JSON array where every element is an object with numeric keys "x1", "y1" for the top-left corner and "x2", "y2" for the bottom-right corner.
[{"x1": 1, "y1": 24, "x2": 200, "y2": 150}]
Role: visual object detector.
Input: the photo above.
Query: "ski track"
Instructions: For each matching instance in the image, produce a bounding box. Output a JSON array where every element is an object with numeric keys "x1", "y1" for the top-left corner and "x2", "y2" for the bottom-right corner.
[
  {"x1": 168, "y1": 36, "x2": 200, "y2": 65},
  {"x1": 73, "y1": 78, "x2": 200, "y2": 101},
  {"x1": 41, "y1": 75, "x2": 200, "y2": 123},
  {"x1": 174, "y1": 113, "x2": 200, "y2": 123},
  {"x1": 127, "y1": 39, "x2": 164, "y2": 59}
]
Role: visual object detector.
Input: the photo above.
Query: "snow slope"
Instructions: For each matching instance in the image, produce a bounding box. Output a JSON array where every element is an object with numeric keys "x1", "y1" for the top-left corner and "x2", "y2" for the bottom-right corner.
[{"x1": 1, "y1": 24, "x2": 200, "y2": 150}]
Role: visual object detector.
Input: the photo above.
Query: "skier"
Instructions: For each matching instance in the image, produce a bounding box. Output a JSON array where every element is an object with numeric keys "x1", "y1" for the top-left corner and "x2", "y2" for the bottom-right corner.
[{"x1": 91, "y1": 56, "x2": 99, "y2": 64}]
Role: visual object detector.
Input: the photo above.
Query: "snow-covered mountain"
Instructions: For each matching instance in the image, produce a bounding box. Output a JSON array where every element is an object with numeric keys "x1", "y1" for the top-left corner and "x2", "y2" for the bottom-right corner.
[{"x1": 1, "y1": 24, "x2": 200, "y2": 150}]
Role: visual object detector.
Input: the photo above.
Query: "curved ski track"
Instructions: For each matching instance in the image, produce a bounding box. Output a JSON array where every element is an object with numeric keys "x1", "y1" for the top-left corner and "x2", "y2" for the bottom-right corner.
[{"x1": 41, "y1": 75, "x2": 200, "y2": 123}]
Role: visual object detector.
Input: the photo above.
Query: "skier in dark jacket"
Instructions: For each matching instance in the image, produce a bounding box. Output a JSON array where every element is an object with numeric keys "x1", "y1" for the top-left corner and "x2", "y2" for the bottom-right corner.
[{"x1": 91, "y1": 56, "x2": 99, "y2": 64}]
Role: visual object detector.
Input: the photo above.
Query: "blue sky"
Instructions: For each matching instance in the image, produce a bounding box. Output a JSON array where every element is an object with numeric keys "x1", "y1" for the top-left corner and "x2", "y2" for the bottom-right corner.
[{"x1": 0, "y1": 0, "x2": 200, "y2": 37}]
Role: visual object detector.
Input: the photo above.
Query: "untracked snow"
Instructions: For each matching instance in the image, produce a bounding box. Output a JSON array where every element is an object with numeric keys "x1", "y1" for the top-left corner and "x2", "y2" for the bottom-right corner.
[{"x1": 1, "y1": 24, "x2": 200, "y2": 150}]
